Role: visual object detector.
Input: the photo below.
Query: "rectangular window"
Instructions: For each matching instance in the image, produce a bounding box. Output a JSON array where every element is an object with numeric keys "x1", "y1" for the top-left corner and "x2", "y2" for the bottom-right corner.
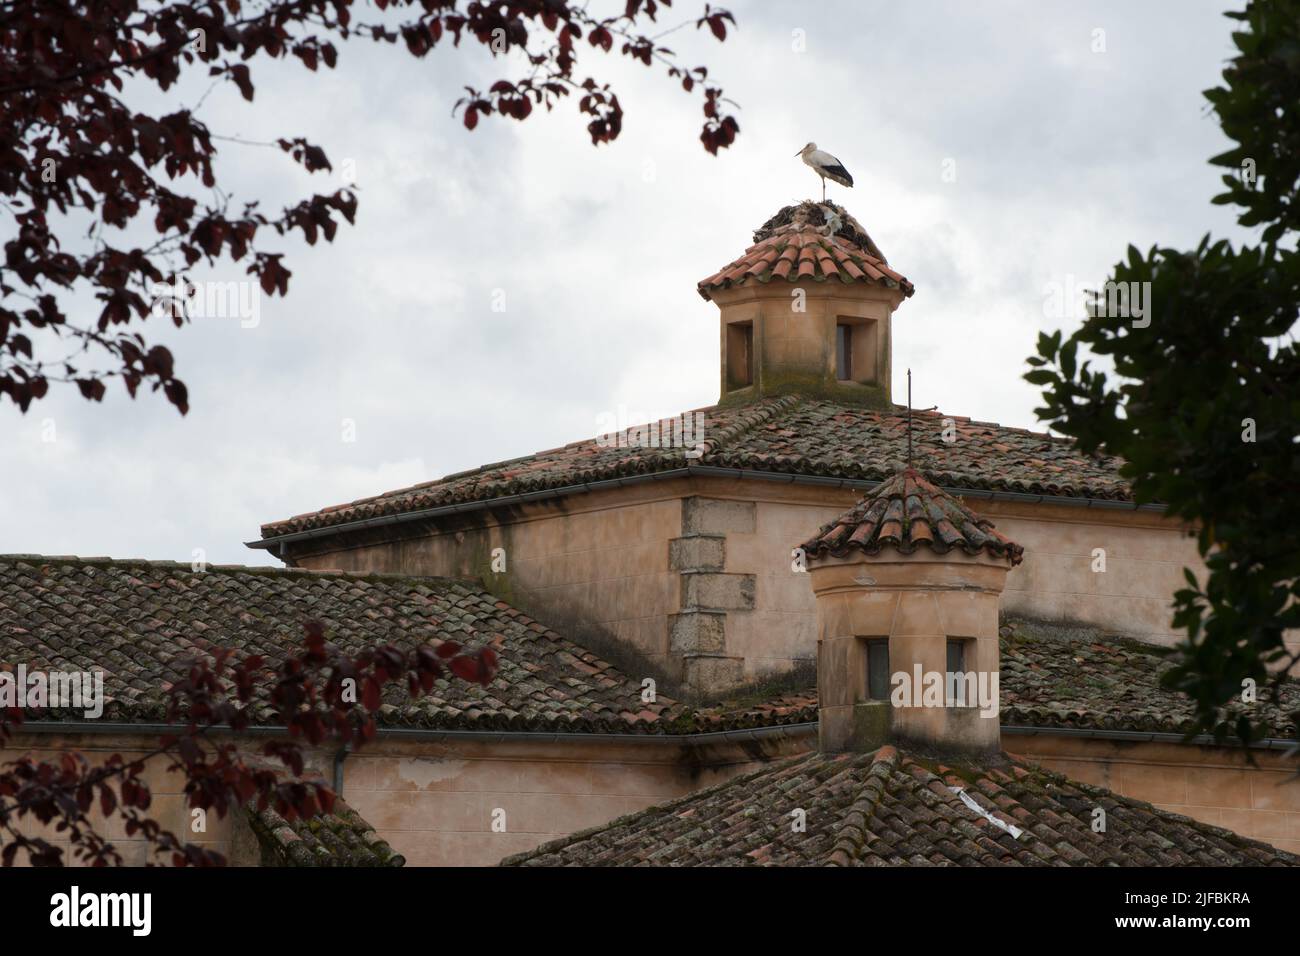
[
  {"x1": 946, "y1": 639, "x2": 975, "y2": 707},
  {"x1": 727, "y1": 322, "x2": 753, "y2": 390},
  {"x1": 835, "y1": 318, "x2": 879, "y2": 385},
  {"x1": 946, "y1": 639, "x2": 965, "y2": 676},
  {"x1": 866, "y1": 639, "x2": 890, "y2": 701}
]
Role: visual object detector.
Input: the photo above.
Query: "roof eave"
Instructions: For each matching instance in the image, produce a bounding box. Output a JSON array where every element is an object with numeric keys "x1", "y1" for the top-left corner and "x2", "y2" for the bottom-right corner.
[
  {"x1": 15, "y1": 719, "x2": 1292, "y2": 751},
  {"x1": 251, "y1": 463, "x2": 1157, "y2": 553}
]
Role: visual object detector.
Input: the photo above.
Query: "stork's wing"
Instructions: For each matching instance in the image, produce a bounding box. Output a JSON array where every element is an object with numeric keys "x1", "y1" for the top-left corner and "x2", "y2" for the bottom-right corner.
[{"x1": 822, "y1": 160, "x2": 853, "y2": 188}]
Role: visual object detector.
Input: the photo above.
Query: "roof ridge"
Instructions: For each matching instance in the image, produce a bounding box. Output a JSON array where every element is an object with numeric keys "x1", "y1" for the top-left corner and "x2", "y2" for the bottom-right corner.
[
  {"x1": 269, "y1": 405, "x2": 736, "y2": 530},
  {"x1": 826, "y1": 745, "x2": 898, "y2": 865},
  {"x1": 1012, "y1": 757, "x2": 1300, "y2": 859},
  {"x1": 799, "y1": 468, "x2": 1025, "y2": 565},
  {"x1": 695, "y1": 395, "x2": 801, "y2": 460},
  {"x1": 498, "y1": 751, "x2": 819, "y2": 866},
  {"x1": 0, "y1": 552, "x2": 493, "y2": 589},
  {"x1": 246, "y1": 793, "x2": 406, "y2": 867}
]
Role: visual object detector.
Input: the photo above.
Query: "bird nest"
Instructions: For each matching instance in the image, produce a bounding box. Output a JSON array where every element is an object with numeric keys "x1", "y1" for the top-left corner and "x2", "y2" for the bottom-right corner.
[{"x1": 753, "y1": 201, "x2": 888, "y2": 263}]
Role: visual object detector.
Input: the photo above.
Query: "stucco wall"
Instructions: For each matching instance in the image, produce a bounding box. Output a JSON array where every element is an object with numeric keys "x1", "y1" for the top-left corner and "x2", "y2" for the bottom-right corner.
[
  {"x1": 292, "y1": 488, "x2": 684, "y2": 679},
  {"x1": 710, "y1": 282, "x2": 899, "y2": 405},
  {"x1": 723, "y1": 487, "x2": 1201, "y2": 683},
  {"x1": 980, "y1": 500, "x2": 1203, "y2": 645},
  {"x1": 339, "y1": 737, "x2": 777, "y2": 866},
  {"x1": 0, "y1": 731, "x2": 790, "y2": 867},
  {"x1": 8, "y1": 730, "x2": 1295, "y2": 864},
  {"x1": 285, "y1": 477, "x2": 1211, "y2": 696},
  {"x1": 2, "y1": 733, "x2": 237, "y2": 865},
  {"x1": 810, "y1": 552, "x2": 1007, "y2": 753}
]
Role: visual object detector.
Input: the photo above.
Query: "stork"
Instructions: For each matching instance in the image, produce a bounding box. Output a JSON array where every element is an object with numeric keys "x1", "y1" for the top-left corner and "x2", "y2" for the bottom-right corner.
[{"x1": 795, "y1": 142, "x2": 853, "y2": 201}]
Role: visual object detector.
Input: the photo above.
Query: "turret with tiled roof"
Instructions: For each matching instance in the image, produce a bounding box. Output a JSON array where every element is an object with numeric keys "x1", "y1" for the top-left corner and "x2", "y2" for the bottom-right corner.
[
  {"x1": 799, "y1": 467, "x2": 1022, "y2": 754},
  {"x1": 799, "y1": 467, "x2": 1024, "y2": 566},
  {"x1": 698, "y1": 200, "x2": 912, "y2": 408},
  {"x1": 697, "y1": 201, "x2": 914, "y2": 300}
]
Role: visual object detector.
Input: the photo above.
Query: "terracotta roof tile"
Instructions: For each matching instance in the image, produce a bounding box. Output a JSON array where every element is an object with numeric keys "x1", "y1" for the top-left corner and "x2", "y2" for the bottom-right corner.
[
  {"x1": 684, "y1": 689, "x2": 820, "y2": 732},
  {"x1": 259, "y1": 397, "x2": 1130, "y2": 539},
  {"x1": 247, "y1": 796, "x2": 404, "y2": 867},
  {"x1": 800, "y1": 468, "x2": 1024, "y2": 565},
  {"x1": 999, "y1": 621, "x2": 1300, "y2": 740},
  {"x1": 0, "y1": 555, "x2": 679, "y2": 733},
  {"x1": 502, "y1": 747, "x2": 1298, "y2": 867},
  {"x1": 0, "y1": 555, "x2": 829, "y2": 736},
  {"x1": 7, "y1": 557, "x2": 1280, "y2": 742},
  {"x1": 697, "y1": 201, "x2": 914, "y2": 301},
  {"x1": 708, "y1": 624, "x2": 1300, "y2": 741}
]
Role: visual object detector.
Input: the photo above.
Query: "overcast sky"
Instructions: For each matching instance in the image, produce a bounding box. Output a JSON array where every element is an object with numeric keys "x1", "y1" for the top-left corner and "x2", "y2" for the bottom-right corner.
[{"x1": 3, "y1": 1, "x2": 1252, "y2": 566}]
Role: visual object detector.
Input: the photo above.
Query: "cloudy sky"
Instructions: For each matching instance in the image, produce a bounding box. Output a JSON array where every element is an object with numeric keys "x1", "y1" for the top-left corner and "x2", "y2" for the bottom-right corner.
[{"x1": 4, "y1": 1, "x2": 1252, "y2": 566}]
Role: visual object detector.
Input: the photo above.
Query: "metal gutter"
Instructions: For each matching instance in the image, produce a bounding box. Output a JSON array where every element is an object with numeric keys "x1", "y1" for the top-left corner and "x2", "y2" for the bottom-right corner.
[
  {"x1": 371, "y1": 723, "x2": 819, "y2": 746},
  {"x1": 19, "y1": 720, "x2": 1290, "y2": 752},
  {"x1": 11, "y1": 719, "x2": 819, "y2": 748},
  {"x1": 1002, "y1": 724, "x2": 1297, "y2": 752},
  {"x1": 333, "y1": 745, "x2": 350, "y2": 794},
  {"x1": 247, "y1": 463, "x2": 1160, "y2": 552},
  {"x1": 245, "y1": 468, "x2": 695, "y2": 552}
]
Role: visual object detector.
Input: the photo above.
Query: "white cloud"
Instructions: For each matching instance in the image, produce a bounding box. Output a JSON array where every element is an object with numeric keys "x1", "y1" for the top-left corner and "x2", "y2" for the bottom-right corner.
[{"x1": 1, "y1": 0, "x2": 1255, "y2": 564}]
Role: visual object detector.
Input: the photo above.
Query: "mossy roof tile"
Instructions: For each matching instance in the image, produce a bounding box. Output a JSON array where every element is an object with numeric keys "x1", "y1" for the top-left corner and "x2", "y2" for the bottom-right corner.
[
  {"x1": 502, "y1": 747, "x2": 1297, "y2": 867},
  {"x1": 259, "y1": 396, "x2": 1131, "y2": 539},
  {"x1": 247, "y1": 797, "x2": 405, "y2": 867}
]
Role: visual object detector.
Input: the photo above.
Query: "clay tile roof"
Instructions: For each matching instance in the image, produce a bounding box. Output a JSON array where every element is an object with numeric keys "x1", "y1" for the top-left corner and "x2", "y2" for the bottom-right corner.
[
  {"x1": 684, "y1": 688, "x2": 820, "y2": 732},
  {"x1": 3, "y1": 555, "x2": 1294, "y2": 742},
  {"x1": 257, "y1": 397, "x2": 1131, "y2": 541},
  {"x1": 999, "y1": 621, "x2": 1300, "y2": 739},
  {"x1": 501, "y1": 747, "x2": 1299, "y2": 867},
  {"x1": 739, "y1": 624, "x2": 1300, "y2": 741},
  {"x1": 0, "y1": 554, "x2": 683, "y2": 734},
  {"x1": 798, "y1": 468, "x2": 1024, "y2": 565},
  {"x1": 697, "y1": 201, "x2": 914, "y2": 301},
  {"x1": 247, "y1": 797, "x2": 405, "y2": 867},
  {"x1": 0, "y1": 554, "x2": 816, "y2": 737}
]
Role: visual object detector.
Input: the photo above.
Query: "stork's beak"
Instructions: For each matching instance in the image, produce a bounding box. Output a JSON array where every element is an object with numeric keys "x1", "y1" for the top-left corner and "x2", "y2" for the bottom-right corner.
[{"x1": 793, "y1": 148, "x2": 802, "y2": 157}]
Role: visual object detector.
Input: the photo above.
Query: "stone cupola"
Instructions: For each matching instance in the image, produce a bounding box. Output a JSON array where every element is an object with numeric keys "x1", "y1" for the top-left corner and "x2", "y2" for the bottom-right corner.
[
  {"x1": 796, "y1": 469, "x2": 1023, "y2": 755},
  {"x1": 698, "y1": 201, "x2": 914, "y2": 408}
]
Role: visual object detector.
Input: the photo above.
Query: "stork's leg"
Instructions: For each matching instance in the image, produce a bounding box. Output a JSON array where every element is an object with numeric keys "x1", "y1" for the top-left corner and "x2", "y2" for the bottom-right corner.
[{"x1": 821, "y1": 176, "x2": 826, "y2": 202}]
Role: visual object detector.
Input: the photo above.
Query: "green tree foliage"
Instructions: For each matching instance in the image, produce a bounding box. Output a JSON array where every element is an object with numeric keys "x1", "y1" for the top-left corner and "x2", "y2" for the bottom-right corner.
[{"x1": 1026, "y1": 0, "x2": 1300, "y2": 746}]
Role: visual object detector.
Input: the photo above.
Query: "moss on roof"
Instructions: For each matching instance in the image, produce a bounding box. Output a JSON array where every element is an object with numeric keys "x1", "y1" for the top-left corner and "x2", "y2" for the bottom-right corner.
[
  {"x1": 503, "y1": 746, "x2": 1298, "y2": 867},
  {"x1": 259, "y1": 396, "x2": 1131, "y2": 539},
  {"x1": 248, "y1": 798, "x2": 405, "y2": 867}
]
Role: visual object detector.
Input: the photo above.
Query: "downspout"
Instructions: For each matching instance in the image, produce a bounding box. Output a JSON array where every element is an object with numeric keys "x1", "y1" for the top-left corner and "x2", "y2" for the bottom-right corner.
[{"x1": 333, "y1": 744, "x2": 350, "y2": 795}]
